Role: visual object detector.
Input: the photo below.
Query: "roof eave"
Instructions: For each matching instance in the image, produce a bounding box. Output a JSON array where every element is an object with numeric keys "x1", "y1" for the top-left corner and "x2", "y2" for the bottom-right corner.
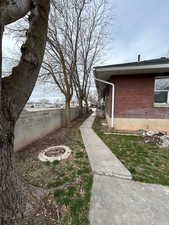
[
  {"x1": 94, "y1": 63, "x2": 169, "y2": 98},
  {"x1": 94, "y1": 63, "x2": 169, "y2": 81}
]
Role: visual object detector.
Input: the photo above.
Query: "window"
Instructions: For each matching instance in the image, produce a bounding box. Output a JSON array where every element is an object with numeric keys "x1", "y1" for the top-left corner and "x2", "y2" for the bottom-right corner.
[{"x1": 154, "y1": 77, "x2": 169, "y2": 104}]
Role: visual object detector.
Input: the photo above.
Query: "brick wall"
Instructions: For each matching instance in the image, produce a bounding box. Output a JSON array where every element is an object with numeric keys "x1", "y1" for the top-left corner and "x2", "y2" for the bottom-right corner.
[{"x1": 106, "y1": 74, "x2": 169, "y2": 119}]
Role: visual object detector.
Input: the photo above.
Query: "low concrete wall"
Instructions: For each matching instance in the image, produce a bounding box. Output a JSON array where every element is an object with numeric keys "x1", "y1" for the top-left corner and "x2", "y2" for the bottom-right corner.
[{"x1": 14, "y1": 107, "x2": 80, "y2": 151}]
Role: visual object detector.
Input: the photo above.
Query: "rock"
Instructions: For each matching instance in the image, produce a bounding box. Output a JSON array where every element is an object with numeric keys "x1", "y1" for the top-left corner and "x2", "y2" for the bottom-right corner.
[
  {"x1": 142, "y1": 130, "x2": 169, "y2": 148},
  {"x1": 159, "y1": 136, "x2": 169, "y2": 148}
]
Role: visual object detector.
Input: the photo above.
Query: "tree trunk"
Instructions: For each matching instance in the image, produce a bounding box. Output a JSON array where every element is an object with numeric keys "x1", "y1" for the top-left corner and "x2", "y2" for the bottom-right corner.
[
  {"x1": 84, "y1": 98, "x2": 89, "y2": 113},
  {"x1": 0, "y1": 25, "x2": 3, "y2": 79},
  {"x1": 0, "y1": 1, "x2": 50, "y2": 223},
  {"x1": 1, "y1": 0, "x2": 32, "y2": 26},
  {"x1": 65, "y1": 99, "x2": 71, "y2": 127},
  {"x1": 78, "y1": 97, "x2": 83, "y2": 115},
  {"x1": 0, "y1": 116, "x2": 24, "y2": 225}
]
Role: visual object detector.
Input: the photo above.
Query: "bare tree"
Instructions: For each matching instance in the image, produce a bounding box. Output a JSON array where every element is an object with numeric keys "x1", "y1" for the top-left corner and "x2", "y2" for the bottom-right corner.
[
  {"x1": 42, "y1": 0, "x2": 86, "y2": 126},
  {"x1": 73, "y1": 0, "x2": 111, "y2": 112},
  {"x1": 0, "y1": 0, "x2": 50, "y2": 223}
]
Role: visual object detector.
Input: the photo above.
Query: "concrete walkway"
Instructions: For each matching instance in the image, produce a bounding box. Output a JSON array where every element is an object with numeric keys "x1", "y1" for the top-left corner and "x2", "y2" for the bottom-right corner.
[
  {"x1": 80, "y1": 115, "x2": 132, "y2": 180},
  {"x1": 80, "y1": 114, "x2": 169, "y2": 225}
]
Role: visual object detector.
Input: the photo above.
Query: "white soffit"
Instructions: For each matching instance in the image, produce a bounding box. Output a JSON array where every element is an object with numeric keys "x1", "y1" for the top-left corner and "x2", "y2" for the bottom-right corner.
[
  {"x1": 94, "y1": 63, "x2": 169, "y2": 82},
  {"x1": 95, "y1": 63, "x2": 169, "y2": 72}
]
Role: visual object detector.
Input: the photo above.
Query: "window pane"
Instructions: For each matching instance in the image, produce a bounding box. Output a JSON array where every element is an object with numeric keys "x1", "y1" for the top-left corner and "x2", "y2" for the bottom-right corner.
[
  {"x1": 155, "y1": 91, "x2": 168, "y2": 103},
  {"x1": 155, "y1": 78, "x2": 169, "y2": 90}
]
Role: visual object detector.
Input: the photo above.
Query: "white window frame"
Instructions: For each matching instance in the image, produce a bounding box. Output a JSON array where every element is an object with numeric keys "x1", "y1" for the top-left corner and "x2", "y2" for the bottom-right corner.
[{"x1": 154, "y1": 76, "x2": 169, "y2": 107}]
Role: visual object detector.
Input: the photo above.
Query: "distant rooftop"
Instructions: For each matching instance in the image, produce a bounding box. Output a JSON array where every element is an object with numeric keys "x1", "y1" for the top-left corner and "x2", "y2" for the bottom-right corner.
[{"x1": 94, "y1": 57, "x2": 169, "y2": 69}]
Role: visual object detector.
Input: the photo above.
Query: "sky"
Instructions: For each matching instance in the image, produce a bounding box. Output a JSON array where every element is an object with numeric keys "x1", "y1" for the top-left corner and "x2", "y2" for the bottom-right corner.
[
  {"x1": 102, "y1": 0, "x2": 169, "y2": 65},
  {"x1": 3, "y1": 0, "x2": 169, "y2": 102}
]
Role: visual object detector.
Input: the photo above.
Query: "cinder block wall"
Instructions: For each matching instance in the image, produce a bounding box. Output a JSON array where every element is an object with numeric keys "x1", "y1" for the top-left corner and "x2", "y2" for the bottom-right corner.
[{"x1": 14, "y1": 107, "x2": 80, "y2": 151}]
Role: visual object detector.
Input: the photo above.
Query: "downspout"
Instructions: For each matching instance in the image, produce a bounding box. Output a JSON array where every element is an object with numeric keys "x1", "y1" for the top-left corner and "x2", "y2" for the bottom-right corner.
[{"x1": 95, "y1": 78, "x2": 115, "y2": 128}]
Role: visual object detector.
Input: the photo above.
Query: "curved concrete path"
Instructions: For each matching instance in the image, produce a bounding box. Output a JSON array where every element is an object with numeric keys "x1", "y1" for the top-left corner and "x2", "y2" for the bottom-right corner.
[{"x1": 80, "y1": 114, "x2": 169, "y2": 225}]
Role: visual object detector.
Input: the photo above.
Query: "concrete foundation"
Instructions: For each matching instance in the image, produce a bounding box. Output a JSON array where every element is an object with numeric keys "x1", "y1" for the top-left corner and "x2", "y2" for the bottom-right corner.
[{"x1": 112, "y1": 118, "x2": 169, "y2": 132}]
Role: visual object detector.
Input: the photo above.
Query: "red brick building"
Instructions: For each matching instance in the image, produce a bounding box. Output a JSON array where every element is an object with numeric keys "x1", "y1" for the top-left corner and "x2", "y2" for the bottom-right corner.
[{"x1": 94, "y1": 58, "x2": 169, "y2": 131}]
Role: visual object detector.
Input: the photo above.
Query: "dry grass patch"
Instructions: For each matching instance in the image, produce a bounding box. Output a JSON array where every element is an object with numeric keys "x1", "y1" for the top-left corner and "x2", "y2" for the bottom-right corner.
[{"x1": 15, "y1": 115, "x2": 93, "y2": 225}]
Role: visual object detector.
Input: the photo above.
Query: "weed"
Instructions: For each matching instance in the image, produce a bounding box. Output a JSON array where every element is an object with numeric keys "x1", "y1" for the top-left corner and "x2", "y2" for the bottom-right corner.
[
  {"x1": 47, "y1": 180, "x2": 64, "y2": 188},
  {"x1": 52, "y1": 160, "x2": 60, "y2": 165},
  {"x1": 75, "y1": 152, "x2": 84, "y2": 158},
  {"x1": 70, "y1": 198, "x2": 84, "y2": 214},
  {"x1": 62, "y1": 176, "x2": 70, "y2": 183},
  {"x1": 60, "y1": 197, "x2": 71, "y2": 206},
  {"x1": 77, "y1": 167, "x2": 90, "y2": 175},
  {"x1": 54, "y1": 189, "x2": 66, "y2": 198}
]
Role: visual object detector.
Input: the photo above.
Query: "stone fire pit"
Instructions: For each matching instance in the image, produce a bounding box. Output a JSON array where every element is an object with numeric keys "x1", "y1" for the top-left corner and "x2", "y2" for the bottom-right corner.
[{"x1": 38, "y1": 145, "x2": 72, "y2": 162}]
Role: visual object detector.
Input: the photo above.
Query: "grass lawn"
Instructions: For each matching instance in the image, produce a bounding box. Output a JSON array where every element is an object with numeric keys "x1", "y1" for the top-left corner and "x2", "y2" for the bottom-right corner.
[
  {"x1": 93, "y1": 117, "x2": 169, "y2": 186},
  {"x1": 15, "y1": 115, "x2": 93, "y2": 225}
]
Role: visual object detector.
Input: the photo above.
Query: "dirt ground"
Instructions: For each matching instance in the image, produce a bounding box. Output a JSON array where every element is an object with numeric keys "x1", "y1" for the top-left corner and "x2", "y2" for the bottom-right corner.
[{"x1": 15, "y1": 114, "x2": 92, "y2": 225}]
